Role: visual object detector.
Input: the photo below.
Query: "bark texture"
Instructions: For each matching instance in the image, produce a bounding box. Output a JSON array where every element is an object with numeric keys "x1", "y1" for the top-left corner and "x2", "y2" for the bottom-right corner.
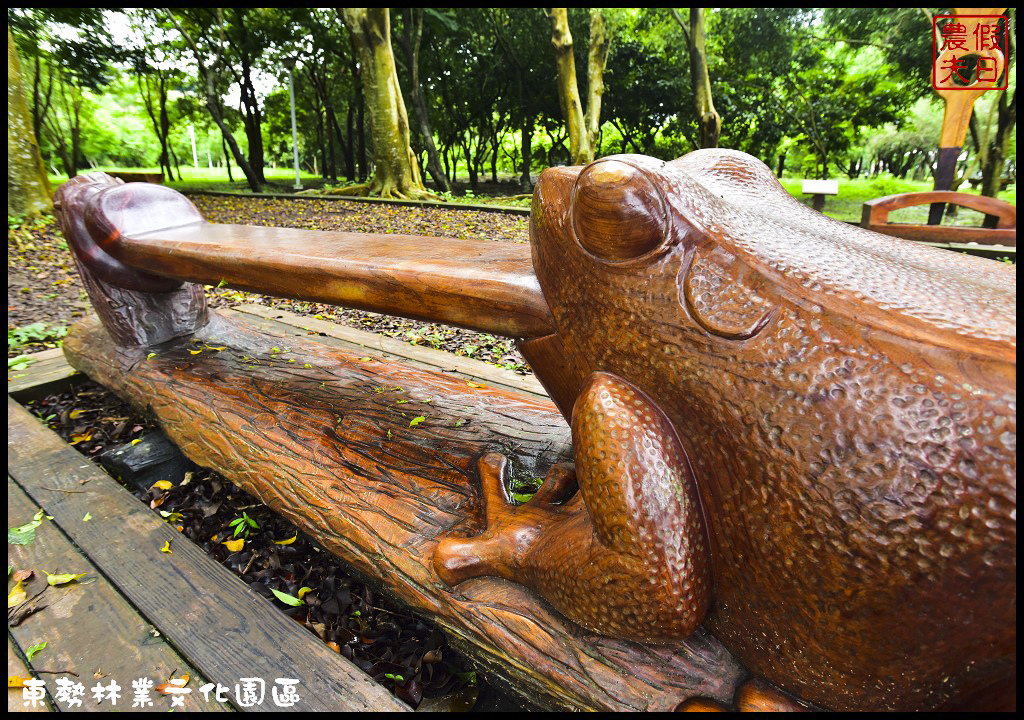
[
  {"x1": 8, "y1": 28, "x2": 53, "y2": 217},
  {"x1": 340, "y1": 8, "x2": 436, "y2": 199},
  {"x1": 62, "y1": 311, "x2": 746, "y2": 711},
  {"x1": 547, "y1": 9, "x2": 590, "y2": 164},
  {"x1": 686, "y1": 9, "x2": 721, "y2": 149}
]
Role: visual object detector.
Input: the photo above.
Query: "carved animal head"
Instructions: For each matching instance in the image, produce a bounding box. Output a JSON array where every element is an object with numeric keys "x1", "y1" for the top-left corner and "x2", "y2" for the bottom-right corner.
[{"x1": 527, "y1": 150, "x2": 1016, "y2": 711}]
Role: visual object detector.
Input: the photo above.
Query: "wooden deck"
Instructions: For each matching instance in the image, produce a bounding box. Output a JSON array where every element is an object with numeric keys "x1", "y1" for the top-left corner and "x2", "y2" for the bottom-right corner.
[{"x1": 7, "y1": 304, "x2": 520, "y2": 712}]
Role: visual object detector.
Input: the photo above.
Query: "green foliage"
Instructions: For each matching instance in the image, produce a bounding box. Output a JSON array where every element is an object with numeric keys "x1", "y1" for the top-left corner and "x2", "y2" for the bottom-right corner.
[
  {"x1": 8, "y1": 322, "x2": 68, "y2": 352},
  {"x1": 229, "y1": 511, "x2": 259, "y2": 538},
  {"x1": 12, "y1": 6, "x2": 1015, "y2": 193}
]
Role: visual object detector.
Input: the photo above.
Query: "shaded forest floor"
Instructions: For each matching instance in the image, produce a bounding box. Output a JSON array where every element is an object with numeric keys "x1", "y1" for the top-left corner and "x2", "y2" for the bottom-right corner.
[{"x1": 8, "y1": 195, "x2": 533, "y2": 374}]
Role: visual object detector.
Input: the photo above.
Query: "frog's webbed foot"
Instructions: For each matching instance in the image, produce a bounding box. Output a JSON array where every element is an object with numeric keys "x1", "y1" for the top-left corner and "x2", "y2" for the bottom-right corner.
[
  {"x1": 434, "y1": 372, "x2": 712, "y2": 643},
  {"x1": 433, "y1": 453, "x2": 578, "y2": 586}
]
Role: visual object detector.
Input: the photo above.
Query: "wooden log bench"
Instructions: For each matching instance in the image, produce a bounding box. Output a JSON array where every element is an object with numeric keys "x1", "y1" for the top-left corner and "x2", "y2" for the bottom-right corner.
[
  {"x1": 861, "y1": 190, "x2": 1016, "y2": 249},
  {"x1": 44, "y1": 149, "x2": 1016, "y2": 712},
  {"x1": 106, "y1": 171, "x2": 164, "y2": 185}
]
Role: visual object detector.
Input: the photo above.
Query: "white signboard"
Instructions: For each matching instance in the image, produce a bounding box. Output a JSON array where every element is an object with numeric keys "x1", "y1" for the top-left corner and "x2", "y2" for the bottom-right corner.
[{"x1": 801, "y1": 179, "x2": 839, "y2": 195}]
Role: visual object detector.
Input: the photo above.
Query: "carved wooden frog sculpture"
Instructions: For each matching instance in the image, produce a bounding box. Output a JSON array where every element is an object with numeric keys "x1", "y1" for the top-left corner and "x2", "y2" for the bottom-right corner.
[{"x1": 435, "y1": 150, "x2": 1016, "y2": 711}]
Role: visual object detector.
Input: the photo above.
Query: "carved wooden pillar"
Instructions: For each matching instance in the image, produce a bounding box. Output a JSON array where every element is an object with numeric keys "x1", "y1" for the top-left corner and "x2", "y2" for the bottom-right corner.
[{"x1": 55, "y1": 173, "x2": 208, "y2": 346}]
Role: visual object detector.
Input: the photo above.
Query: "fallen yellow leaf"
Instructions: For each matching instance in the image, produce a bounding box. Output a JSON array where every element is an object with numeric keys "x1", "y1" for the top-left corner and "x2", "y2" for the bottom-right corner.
[
  {"x1": 466, "y1": 381, "x2": 485, "y2": 388},
  {"x1": 160, "y1": 540, "x2": 172, "y2": 554},
  {"x1": 69, "y1": 431, "x2": 93, "y2": 445},
  {"x1": 222, "y1": 538, "x2": 244, "y2": 552},
  {"x1": 7, "y1": 580, "x2": 27, "y2": 608},
  {"x1": 297, "y1": 586, "x2": 313, "y2": 600},
  {"x1": 69, "y1": 408, "x2": 86, "y2": 419},
  {"x1": 188, "y1": 349, "x2": 203, "y2": 355},
  {"x1": 131, "y1": 438, "x2": 142, "y2": 446},
  {"x1": 47, "y1": 572, "x2": 87, "y2": 586},
  {"x1": 151, "y1": 480, "x2": 173, "y2": 491},
  {"x1": 273, "y1": 534, "x2": 297, "y2": 546}
]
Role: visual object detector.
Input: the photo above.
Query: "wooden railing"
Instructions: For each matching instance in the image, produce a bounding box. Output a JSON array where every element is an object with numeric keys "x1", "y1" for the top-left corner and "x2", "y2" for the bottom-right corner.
[{"x1": 861, "y1": 190, "x2": 1016, "y2": 246}]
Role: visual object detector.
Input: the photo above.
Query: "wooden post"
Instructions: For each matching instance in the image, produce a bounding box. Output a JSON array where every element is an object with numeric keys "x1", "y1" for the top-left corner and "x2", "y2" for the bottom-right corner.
[{"x1": 929, "y1": 7, "x2": 1007, "y2": 224}]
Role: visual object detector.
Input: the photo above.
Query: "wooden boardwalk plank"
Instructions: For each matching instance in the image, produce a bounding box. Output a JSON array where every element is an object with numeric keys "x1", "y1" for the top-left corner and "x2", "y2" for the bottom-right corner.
[
  {"x1": 231, "y1": 303, "x2": 548, "y2": 398},
  {"x1": 7, "y1": 348, "x2": 79, "y2": 397},
  {"x1": 7, "y1": 477, "x2": 221, "y2": 712},
  {"x1": 7, "y1": 397, "x2": 409, "y2": 713},
  {"x1": 8, "y1": 635, "x2": 52, "y2": 712}
]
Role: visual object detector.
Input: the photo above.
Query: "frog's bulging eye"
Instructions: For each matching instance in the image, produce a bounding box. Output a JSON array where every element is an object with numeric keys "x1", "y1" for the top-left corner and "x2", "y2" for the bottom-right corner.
[{"x1": 572, "y1": 160, "x2": 668, "y2": 262}]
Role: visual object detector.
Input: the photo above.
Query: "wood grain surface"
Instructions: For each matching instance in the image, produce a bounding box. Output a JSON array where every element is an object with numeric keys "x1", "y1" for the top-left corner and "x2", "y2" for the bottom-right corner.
[
  {"x1": 7, "y1": 478, "x2": 220, "y2": 713},
  {"x1": 8, "y1": 397, "x2": 410, "y2": 713},
  {"x1": 60, "y1": 311, "x2": 746, "y2": 712}
]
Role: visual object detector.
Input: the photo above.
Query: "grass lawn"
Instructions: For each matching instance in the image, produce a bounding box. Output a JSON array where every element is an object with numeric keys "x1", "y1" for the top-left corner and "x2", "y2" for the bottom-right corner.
[
  {"x1": 49, "y1": 166, "x2": 1016, "y2": 225},
  {"x1": 779, "y1": 176, "x2": 1017, "y2": 225}
]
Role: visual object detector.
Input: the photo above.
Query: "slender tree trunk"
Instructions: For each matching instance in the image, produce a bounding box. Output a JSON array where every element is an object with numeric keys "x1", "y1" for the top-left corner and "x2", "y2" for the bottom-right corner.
[
  {"x1": 169, "y1": 11, "x2": 261, "y2": 192},
  {"x1": 980, "y1": 88, "x2": 1016, "y2": 227},
  {"x1": 205, "y1": 82, "x2": 260, "y2": 191},
  {"x1": 671, "y1": 9, "x2": 721, "y2": 149},
  {"x1": 546, "y1": 8, "x2": 590, "y2": 164},
  {"x1": 339, "y1": 8, "x2": 436, "y2": 199},
  {"x1": 398, "y1": 8, "x2": 450, "y2": 192},
  {"x1": 238, "y1": 62, "x2": 266, "y2": 184},
  {"x1": 520, "y1": 113, "x2": 534, "y2": 191},
  {"x1": 222, "y1": 134, "x2": 234, "y2": 183},
  {"x1": 348, "y1": 58, "x2": 368, "y2": 181},
  {"x1": 8, "y1": 28, "x2": 52, "y2": 216},
  {"x1": 326, "y1": 105, "x2": 337, "y2": 181},
  {"x1": 584, "y1": 9, "x2": 609, "y2": 158}
]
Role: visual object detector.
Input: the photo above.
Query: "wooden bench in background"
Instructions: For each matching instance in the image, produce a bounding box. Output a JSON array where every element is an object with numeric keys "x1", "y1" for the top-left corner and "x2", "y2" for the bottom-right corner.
[
  {"x1": 107, "y1": 171, "x2": 164, "y2": 184},
  {"x1": 861, "y1": 190, "x2": 1016, "y2": 246}
]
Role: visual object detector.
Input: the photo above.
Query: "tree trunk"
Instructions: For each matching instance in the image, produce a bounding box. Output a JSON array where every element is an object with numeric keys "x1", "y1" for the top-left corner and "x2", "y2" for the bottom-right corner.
[
  {"x1": 206, "y1": 86, "x2": 261, "y2": 192},
  {"x1": 684, "y1": 9, "x2": 721, "y2": 149},
  {"x1": 584, "y1": 9, "x2": 609, "y2": 159},
  {"x1": 7, "y1": 28, "x2": 52, "y2": 216},
  {"x1": 520, "y1": 113, "x2": 534, "y2": 191},
  {"x1": 238, "y1": 59, "x2": 267, "y2": 184},
  {"x1": 980, "y1": 88, "x2": 1015, "y2": 225},
  {"x1": 547, "y1": 8, "x2": 590, "y2": 164},
  {"x1": 222, "y1": 134, "x2": 234, "y2": 182},
  {"x1": 399, "y1": 8, "x2": 450, "y2": 193},
  {"x1": 340, "y1": 8, "x2": 435, "y2": 199}
]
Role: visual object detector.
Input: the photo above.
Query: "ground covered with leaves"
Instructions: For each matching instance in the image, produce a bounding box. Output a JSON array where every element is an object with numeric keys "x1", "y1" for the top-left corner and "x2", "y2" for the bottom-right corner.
[
  {"x1": 21, "y1": 380, "x2": 500, "y2": 710},
  {"x1": 8, "y1": 195, "x2": 543, "y2": 711}
]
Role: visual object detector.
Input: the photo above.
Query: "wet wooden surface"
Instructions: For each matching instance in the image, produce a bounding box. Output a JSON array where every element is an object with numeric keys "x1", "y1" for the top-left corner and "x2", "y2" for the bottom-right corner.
[
  {"x1": 60, "y1": 310, "x2": 746, "y2": 712},
  {"x1": 8, "y1": 636, "x2": 52, "y2": 712},
  {"x1": 8, "y1": 396, "x2": 409, "y2": 713},
  {"x1": 7, "y1": 477, "x2": 218, "y2": 712}
]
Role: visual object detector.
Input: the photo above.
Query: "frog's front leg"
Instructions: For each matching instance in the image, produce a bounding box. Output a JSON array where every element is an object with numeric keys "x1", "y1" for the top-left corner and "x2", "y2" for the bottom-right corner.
[{"x1": 433, "y1": 372, "x2": 712, "y2": 642}]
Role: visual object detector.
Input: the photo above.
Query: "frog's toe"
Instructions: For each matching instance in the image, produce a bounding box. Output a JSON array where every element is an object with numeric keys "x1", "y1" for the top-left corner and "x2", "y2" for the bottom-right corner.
[{"x1": 531, "y1": 462, "x2": 578, "y2": 505}]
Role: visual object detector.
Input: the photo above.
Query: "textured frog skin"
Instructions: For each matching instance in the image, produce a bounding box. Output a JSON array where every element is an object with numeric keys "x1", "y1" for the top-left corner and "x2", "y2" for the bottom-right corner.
[
  {"x1": 523, "y1": 150, "x2": 1015, "y2": 711},
  {"x1": 435, "y1": 371, "x2": 711, "y2": 642}
]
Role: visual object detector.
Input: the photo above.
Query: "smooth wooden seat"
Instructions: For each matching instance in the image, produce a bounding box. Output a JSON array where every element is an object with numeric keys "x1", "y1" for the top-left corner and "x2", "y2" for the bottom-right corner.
[{"x1": 861, "y1": 190, "x2": 1016, "y2": 246}]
